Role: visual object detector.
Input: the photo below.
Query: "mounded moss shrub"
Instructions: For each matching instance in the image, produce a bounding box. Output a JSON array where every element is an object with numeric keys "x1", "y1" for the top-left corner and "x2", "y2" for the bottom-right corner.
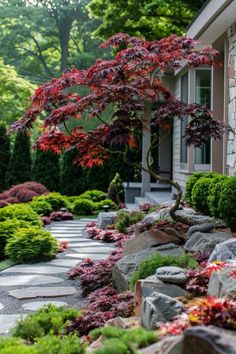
[
  {"x1": 191, "y1": 177, "x2": 213, "y2": 215},
  {"x1": 130, "y1": 252, "x2": 198, "y2": 289},
  {"x1": 35, "y1": 335, "x2": 85, "y2": 354},
  {"x1": 34, "y1": 192, "x2": 69, "y2": 211},
  {"x1": 115, "y1": 210, "x2": 144, "y2": 233},
  {"x1": 0, "y1": 219, "x2": 31, "y2": 260},
  {"x1": 5, "y1": 227, "x2": 58, "y2": 263},
  {"x1": 79, "y1": 190, "x2": 107, "y2": 202},
  {"x1": 95, "y1": 199, "x2": 117, "y2": 211},
  {"x1": 73, "y1": 198, "x2": 96, "y2": 215},
  {"x1": 218, "y1": 176, "x2": 236, "y2": 230},
  {"x1": 12, "y1": 305, "x2": 79, "y2": 342},
  {"x1": 30, "y1": 200, "x2": 53, "y2": 216},
  {"x1": 207, "y1": 175, "x2": 227, "y2": 218},
  {"x1": 0, "y1": 204, "x2": 42, "y2": 226}
]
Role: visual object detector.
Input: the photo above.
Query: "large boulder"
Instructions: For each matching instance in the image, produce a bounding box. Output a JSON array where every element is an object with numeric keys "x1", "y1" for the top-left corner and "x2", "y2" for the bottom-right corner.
[
  {"x1": 112, "y1": 243, "x2": 184, "y2": 292},
  {"x1": 143, "y1": 206, "x2": 214, "y2": 226},
  {"x1": 207, "y1": 267, "x2": 236, "y2": 297},
  {"x1": 138, "y1": 335, "x2": 183, "y2": 354},
  {"x1": 184, "y1": 231, "x2": 232, "y2": 253},
  {"x1": 156, "y1": 266, "x2": 187, "y2": 285},
  {"x1": 183, "y1": 326, "x2": 236, "y2": 354},
  {"x1": 141, "y1": 292, "x2": 184, "y2": 330},
  {"x1": 208, "y1": 238, "x2": 236, "y2": 263},
  {"x1": 185, "y1": 223, "x2": 215, "y2": 240},
  {"x1": 97, "y1": 212, "x2": 117, "y2": 229},
  {"x1": 123, "y1": 229, "x2": 181, "y2": 256}
]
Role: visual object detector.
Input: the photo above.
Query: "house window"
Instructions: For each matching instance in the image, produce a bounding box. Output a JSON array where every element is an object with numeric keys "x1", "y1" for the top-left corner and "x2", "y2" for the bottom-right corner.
[
  {"x1": 180, "y1": 72, "x2": 188, "y2": 164},
  {"x1": 195, "y1": 69, "x2": 211, "y2": 165}
]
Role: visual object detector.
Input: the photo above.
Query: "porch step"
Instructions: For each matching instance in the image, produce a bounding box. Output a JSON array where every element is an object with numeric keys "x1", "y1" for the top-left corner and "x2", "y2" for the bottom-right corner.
[
  {"x1": 144, "y1": 191, "x2": 172, "y2": 205},
  {"x1": 126, "y1": 203, "x2": 139, "y2": 211}
]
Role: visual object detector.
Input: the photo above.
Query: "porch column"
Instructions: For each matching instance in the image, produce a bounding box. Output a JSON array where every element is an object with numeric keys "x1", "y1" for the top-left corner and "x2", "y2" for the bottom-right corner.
[{"x1": 141, "y1": 105, "x2": 151, "y2": 196}]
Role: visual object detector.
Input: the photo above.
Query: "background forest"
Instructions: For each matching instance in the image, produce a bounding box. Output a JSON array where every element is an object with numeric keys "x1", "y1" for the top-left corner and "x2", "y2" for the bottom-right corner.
[{"x1": 0, "y1": 0, "x2": 206, "y2": 193}]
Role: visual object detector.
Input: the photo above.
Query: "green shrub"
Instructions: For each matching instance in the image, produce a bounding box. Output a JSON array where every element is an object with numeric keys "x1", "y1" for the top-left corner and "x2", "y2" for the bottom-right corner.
[
  {"x1": 30, "y1": 200, "x2": 53, "y2": 216},
  {"x1": 207, "y1": 175, "x2": 227, "y2": 218},
  {"x1": 107, "y1": 172, "x2": 125, "y2": 203},
  {"x1": 0, "y1": 337, "x2": 37, "y2": 354},
  {"x1": 73, "y1": 198, "x2": 96, "y2": 215},
  {"x1": 191, "y1": 177, "x2": 213, "y2": 214},
  {"x1": 130, "y1": 252, "x2": 198, "y2": 289},
  {"x1": 92, "y1": 327, "x2": 157, "y2": 354},
  {"x1": 35, "y1": 335, "x2": 85, "y2": 354},
  {"x1": 79, "y1": 190, "x2": 107, "y2": 202},
  {"x1": 5, "y1": 227, "x2": 58, "y2": 263},
  {"x1": 0, "y1": 219, "x2": 32, "y2": 260},
  {"x1": 12, "y1": 305, "x2": 79, "y2": 342},
  {"x1": 0, "y1": 204, "x2": 42, "y2": 226},
  {"x1": 95, "y1": 199, "x2": 117, "y2": 211},
  {"x1": 115, "y1": 210, "x2": 144, "y2": 233},
  {"x1": 219, "y1": 176, "x2": 236, "y2": 230},
  {"x1": 34, "y1": 192, "x2": 69, "y2": 211},
  {"x1": 185, "y1": 171, "x2": 218, "y2": 205}
]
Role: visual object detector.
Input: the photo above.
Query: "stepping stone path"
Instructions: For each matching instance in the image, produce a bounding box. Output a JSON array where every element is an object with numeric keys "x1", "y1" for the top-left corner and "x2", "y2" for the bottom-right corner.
[{"x1": 0, "y1": 218, "x2": 113, "y2": 335}]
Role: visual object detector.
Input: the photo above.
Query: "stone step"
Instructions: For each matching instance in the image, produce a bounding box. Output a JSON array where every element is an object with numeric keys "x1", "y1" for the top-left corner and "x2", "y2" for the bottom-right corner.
[
  {"x1": 0, "y1": 314, "x2": 27, "y2": 335},
  {"x1": 0, "y1": 275, "x2": 64, "y2": 287},
  {"x1": 72, "y1": 246, "x2": 113, "y2": 254},
  {"x1": 46, "y1": 259, "x2": 82, "y2": 267},
  {"x1": 8, "y1": 287, "x2": 77, "y2": 300},
  {"x1": 144, "y1": 191, "x2": 172, "y2": 205},
  {"x1": 65, "y1": 253, "x2": 109, "y2": 260},
  {"x1": 1, "y1": 265, "x2": 70, "y2": 275},
  {"x1": 22, "y1": 300, "x2": 68, "y2": 311},
  {"x1": 68, "y1": 242, "x2": 114, "y2": 248}
]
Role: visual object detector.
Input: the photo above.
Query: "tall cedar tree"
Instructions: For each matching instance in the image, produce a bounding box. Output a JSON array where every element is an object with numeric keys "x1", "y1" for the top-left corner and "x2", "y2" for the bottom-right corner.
[
  {"x1": 32, "y1": 150, "x2": 60, "y2": 192},
  {"x1": 11, "y1": 34, "x2": 230, "y2": 224},
  {"x1": 60, "y1": 150, "x2": 87, "y2": 195},
  {"x1": 0, "y1": 123, "x2": 10, "y2": 192},
  {"x1": 5, "y1": 132, "x2": 31, "y2": 188}
]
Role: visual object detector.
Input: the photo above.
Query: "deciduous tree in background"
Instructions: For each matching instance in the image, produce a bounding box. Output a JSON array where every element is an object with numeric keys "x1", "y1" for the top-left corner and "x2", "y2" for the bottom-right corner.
[
  {"x1": 11, "y1": 33, "x2": 230, "y2": 224},
  {"x1": 0, "y1": 123, "x2": 10, "y2": 192}
]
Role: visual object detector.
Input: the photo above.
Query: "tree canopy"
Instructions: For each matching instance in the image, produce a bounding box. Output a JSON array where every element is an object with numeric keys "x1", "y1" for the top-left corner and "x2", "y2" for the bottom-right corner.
[
  {"x1": 0, "y1": 58, "x2": 35, "y2": 124},
  {"x1": 88, "y1": 0, "x2": 206, "y2": 40}
]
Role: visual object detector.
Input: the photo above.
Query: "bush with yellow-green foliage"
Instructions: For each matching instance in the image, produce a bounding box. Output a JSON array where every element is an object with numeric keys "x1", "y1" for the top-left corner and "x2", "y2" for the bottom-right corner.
[{"x1": 0, "y1": 203, "x2": 42, "y2": 226}]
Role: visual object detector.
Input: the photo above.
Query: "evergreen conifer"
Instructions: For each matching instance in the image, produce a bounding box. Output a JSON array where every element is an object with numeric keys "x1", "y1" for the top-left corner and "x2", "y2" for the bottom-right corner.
[
  {"x1": 0, "y1": 122, "x2": 10, "y2": 192},
  {"x1": 32, "y1": 150, "x2": 60, "y2": 192},
  {"x1": 5, "y1": 132, "x2": 31, "y2": 188}
]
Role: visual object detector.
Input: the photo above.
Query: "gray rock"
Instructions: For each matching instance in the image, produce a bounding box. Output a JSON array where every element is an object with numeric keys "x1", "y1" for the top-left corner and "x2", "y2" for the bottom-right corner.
[
  {"x1": 208, "y1": 267, "x2": 236, "y2": 297},
  {"x1": 138, "y1": 335, "x2": 183, "y2": 354},
  {"x1": 141, "y1": 292, "x2": 184, "y2": 330},
  {"x1": 183, "y1": 326, "x2": 236, "y2": 354},
  {"x1": 0, "y1": 303, "x2": 4, "y2": 310},
  {"x1": 185, "y1": 223, "x2": 215, "y2": 240},
  {"x1": 112, "y1": 243, "x2": 184, "y2": 292},
  {"x1": 176, "y1": 209, "x2": 213, "y2": 225},
  {"x1": 97, "y1": 212, "x2": 118, "y2": 229},
  {"x1": 8, "y1": 286, "x2": 77, "y2": 299},
  {"x1": 156, "y1": 266, "x2": 187, "y2": 284},
  {"x1": 143, "y1": 207, "x2": 172, "y2": 224},
  {"x1": 208, "y1": 238, "x2": 236, "y2": 263},
  {"x1": 184, "y1": 231, "x2": 232, "y2": 253},
  {"x1": 136, "y1": 278, "x2": 187, "y2": 300}
]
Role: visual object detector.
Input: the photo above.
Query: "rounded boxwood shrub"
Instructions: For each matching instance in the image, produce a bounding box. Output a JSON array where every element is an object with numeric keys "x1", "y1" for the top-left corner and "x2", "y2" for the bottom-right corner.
[
  {"x1": 185, "y1": 171, "x2": 218, "y2": 206},
  {"x1": 0, "y1": 204, "x2": 42, "y2": 226},
  {"x1": 5, "y1": 227, "x2": 58, "y2": 263},
  {"x1": 95, "y1": 199, "x2": 117, "y2": 211},
  {"x1": 30, "y1": 200, "x2": 52, "y2": 216},
  {"x1": 207, "y1": 175, "x2": 227, "y2": 218},
  {"x1": 218, "y1": 176, "x2": 236, "y2": 230},
  {"x1": 34, "y1": 192, "x2": 69, "y2": 211},
  {"x1": 73, "y1": 198, "x2": 96, "y2": 215},
  {"x1": 0, "y1": 219, "x2": 31, "y2": 260},
  {"x1": 79, "y1": 190, "x2": 107, "y2": 202},
  {"x1": 191, "y1": 177, "x2": 213, "y2": 215}
]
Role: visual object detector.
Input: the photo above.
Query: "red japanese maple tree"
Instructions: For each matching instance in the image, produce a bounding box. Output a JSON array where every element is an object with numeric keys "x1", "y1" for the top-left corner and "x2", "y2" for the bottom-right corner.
[{"x1": 11, "y1": 33, "x2": 230, "y2": 224}]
